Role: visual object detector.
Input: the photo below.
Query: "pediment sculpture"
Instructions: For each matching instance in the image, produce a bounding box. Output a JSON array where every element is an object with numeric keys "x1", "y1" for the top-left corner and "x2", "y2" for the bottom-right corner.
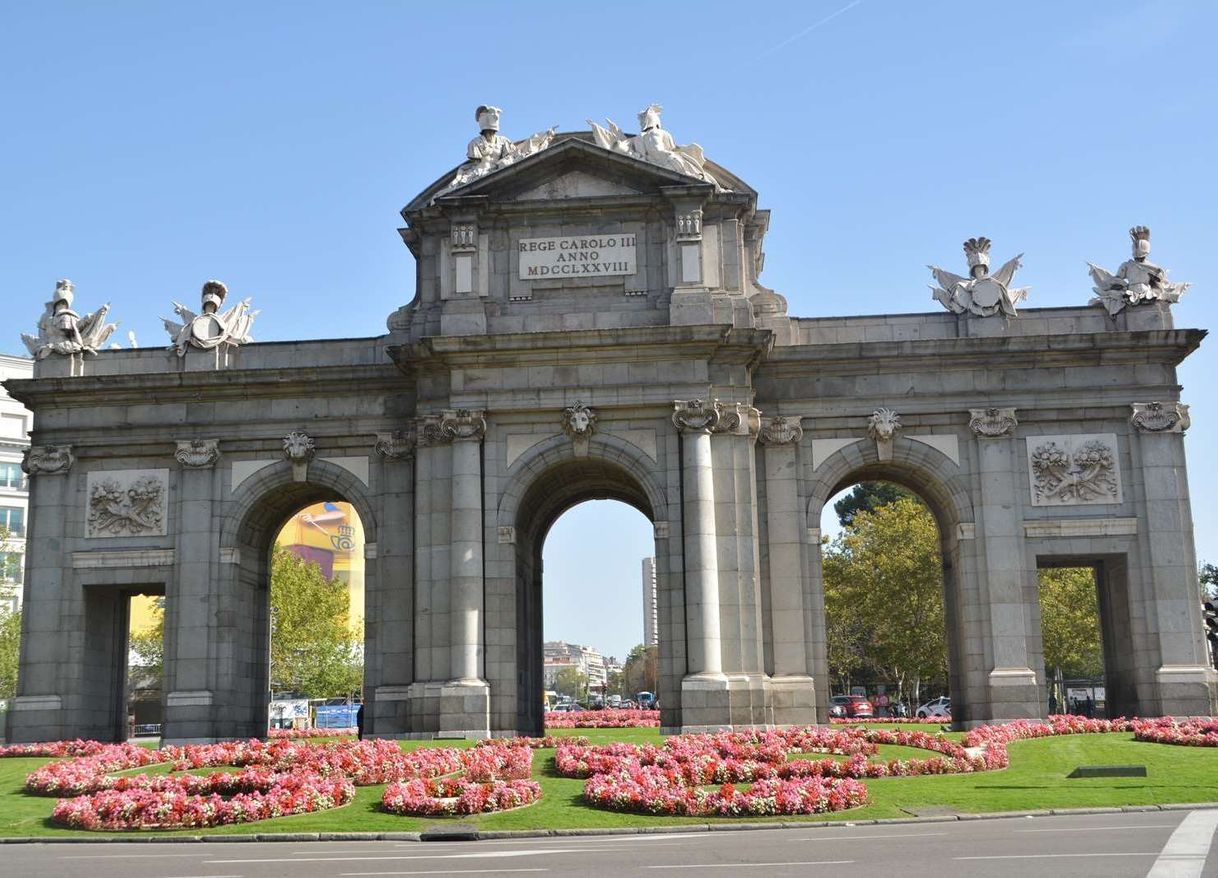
[
  {"x1": 1088, "y1": 226, "x2": 1189, "y2": 317},
  {"x1": 930, "y1": 238, "x2": 1028, "y2": 318},
  {"x1": 443, "y1": 105, "x2": 557, "y2": 194},
  {"x1": 22, "y1": 279, "x2": 119, "y2": 360},
  {"x1": 162, "y1": 280, "x2": 259, "y2": 357},
  {"x1": 588, "y1": 104, "x2": 720, "y2": 188}
]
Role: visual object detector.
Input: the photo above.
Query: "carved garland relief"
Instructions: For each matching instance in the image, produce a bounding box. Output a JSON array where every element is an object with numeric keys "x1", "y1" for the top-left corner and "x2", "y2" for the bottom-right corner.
[
  {"x1": 86, "y1": 469, "x2": 169, "y2": 538},
  {"x1": 1027, "y1": 434, "x2": 1122, "y2": 507}
]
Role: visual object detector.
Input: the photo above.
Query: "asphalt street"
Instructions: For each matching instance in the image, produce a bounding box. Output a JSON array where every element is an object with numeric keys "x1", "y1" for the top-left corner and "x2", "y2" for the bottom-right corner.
[{"x1": 1, "y1": 810, "x2": 1216, "y2": 878}]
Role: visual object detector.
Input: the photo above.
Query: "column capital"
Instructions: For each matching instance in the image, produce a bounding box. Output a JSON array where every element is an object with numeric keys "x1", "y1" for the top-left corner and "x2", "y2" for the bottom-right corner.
[
  {"x1": 712, "y1": 403, "x2": 761, "y2": 438},
  {"x1": 174, "y1": 438, "x2": 221, "y2": 468},
  {"x1": 968, "y1": 407, "x2": 1018, "y2": 438},
  {"x1": 22, "y1": 444, "x2": 74, "y2": 476},
  {"x1": 1130, "y1": 401, "x2": 1189, "y2": 434},
  {"x1": 672, "y1": 399, "x2": 721, "y2": 434},
  {"x1": 374, "y1": 428, "x2": 416, "y2": 461},
  {"x1": 419, "y1": 409, "x2": 487, "y2": 445},
  {"x1": 758, "y1": 415, "x2": 803, "y2": 446}
]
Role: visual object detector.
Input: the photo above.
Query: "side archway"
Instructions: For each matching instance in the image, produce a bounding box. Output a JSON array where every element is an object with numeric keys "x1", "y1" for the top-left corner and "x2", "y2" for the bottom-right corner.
[{"x1": 805, "y1": 437, "x2": 977, "y2": 724}]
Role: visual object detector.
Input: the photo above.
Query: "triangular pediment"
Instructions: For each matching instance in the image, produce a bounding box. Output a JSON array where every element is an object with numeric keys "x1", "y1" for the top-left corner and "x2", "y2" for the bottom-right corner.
[{"x1": 404, "y1": 134, "x2": 732, "y2": 214}]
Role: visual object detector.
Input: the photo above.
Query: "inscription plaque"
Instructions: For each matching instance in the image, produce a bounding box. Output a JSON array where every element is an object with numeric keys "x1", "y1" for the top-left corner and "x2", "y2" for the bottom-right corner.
[{"x1": 518, "y1": 234, "x2": 637, "y2": 280}]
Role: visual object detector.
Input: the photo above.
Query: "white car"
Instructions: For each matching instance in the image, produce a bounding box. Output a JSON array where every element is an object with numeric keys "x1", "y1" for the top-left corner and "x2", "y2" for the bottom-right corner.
[{"x1": 916, "y1": 696, "x2": 951, "y2": 719}]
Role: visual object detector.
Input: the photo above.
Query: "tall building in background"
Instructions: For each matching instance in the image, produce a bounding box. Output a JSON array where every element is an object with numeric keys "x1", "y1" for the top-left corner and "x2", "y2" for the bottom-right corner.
[
  {"x1": 641, "y1": 557, "x2": 658, "y2": 647},
  {"x1": 543, "y1": 640, "x2": 607, "y2": 691},
  {"x1": 0, "y1": 354, "x2": 33, "y2": 614}
]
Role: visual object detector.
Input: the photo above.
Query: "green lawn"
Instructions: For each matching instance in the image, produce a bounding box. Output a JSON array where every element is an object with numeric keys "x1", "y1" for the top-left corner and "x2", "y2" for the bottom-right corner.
[{"x1": 1, "y1": 726, "x2": 1216, "y2": 838}]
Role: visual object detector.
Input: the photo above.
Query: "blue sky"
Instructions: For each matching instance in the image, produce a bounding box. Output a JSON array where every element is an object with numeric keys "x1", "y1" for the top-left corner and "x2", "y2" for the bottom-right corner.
[{"x1": 2, "y1": 1, "x2": 1215, "y2": 662}]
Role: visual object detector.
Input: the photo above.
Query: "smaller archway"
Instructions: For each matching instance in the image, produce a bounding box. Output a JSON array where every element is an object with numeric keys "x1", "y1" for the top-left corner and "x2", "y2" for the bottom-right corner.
[
  {"x1": 807, "y1": 441, "x2": 975, "y2": 724},
  {"x1": 216, "y1": 462, "x2": 377, "y2": 739}
]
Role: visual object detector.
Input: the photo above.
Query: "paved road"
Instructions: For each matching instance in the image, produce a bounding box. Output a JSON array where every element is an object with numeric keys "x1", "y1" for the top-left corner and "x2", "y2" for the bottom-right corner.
[{"x1": 2, "y1": 810, "x2": 1216, "y2": 878}]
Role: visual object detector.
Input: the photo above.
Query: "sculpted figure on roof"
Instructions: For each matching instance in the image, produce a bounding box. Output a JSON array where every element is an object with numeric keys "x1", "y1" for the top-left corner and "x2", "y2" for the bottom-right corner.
[
  {"x1": 588, "y1": 104, "x2": 720, "y2": 188},
  {"x1": 444, "y1": 105, "x2": 556, "y2": 193},
  {"x1": 1088, "y1": 226, "x2": 1189, "y2": 317}
]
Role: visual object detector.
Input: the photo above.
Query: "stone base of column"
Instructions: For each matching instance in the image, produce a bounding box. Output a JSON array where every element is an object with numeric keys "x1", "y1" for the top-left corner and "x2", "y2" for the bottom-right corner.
[
  {"x1": 161, "y1": 689, "x2": 227, "y2": 745},
  {"x1": 979, "y1": 666, "x2": 1041, "y2": 723},
  {"x1": 768, "y1": 675, "x2": 818, "y2": 726},
  {"x1": 1154, "y1": 665, "x2": 1218, "y2": 717},
  {"x1": 367, "y1": 684, "x2": 413, "y2": 738},
  {"x1": 4, "y1": 694, "x2": 68, "y2": 744},
  {"x1": 680, "y1": 673, "x2": 774, "y2": 732},
  {"x1": 436, "y1": 679, "x2": 491, "y2": 740}
]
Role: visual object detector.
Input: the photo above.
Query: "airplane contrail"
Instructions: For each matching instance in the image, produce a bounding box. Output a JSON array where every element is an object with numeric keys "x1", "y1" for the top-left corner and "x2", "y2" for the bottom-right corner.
[{"x1": 755, "y1": 0, "x2": 865, "y2": 60}]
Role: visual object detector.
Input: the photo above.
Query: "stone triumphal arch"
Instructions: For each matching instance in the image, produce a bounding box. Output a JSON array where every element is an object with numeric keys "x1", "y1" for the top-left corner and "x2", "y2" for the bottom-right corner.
[{"x1": 8, "y1": 105, "x2": 1215, "y2": 742}]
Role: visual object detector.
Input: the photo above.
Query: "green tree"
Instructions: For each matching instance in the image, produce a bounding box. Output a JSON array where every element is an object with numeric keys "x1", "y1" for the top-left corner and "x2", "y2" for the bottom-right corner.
[
  {"x1": 1038, "y1": 567, "x2": 1103, "y2": 679},
  {"x1": 129, "y1": 600, "x2": 165, "y2": 677},
  {"x1": 552, "y1": 665, "x2": 587, "y2": 700},
  {"x1": 270, "y1": 546, "x2": 363, "y2": 698},
  {"x1": 621, "y1": 643, "x2": 658, "y2": 696},
  {"x1": 1201, "y1": 562, "x2": 1217, "y2": 600},
  {"x1": 822, "y1": 496, "x2": 946, "y2": 703},
  {"x1": 833, "y1": 482, "x2": 912, "y2": 528},
  {"x1": 0, "y1": 525, "x2": 19, "y2": 699}
]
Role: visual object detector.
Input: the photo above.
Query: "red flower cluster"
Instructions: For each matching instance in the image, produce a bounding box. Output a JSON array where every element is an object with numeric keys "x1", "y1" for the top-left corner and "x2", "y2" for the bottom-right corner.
[
  {"x1": 381, "y1": 742, "x2": 542, "y2": 816},
  {"x1": 830, "y1": 717, "x2": 949, "y2": 724},
  {"x1": 962, "y1": 714, "x2": 1134, "y2": 749},
  {"x1": 1131, "y1": 717, "x2": 1218, "y2": 747},
  {"x1": 545, "y1": 709, "x2": 660, "y2": 728},
  {"x1": 268, "y1": 727, "x2": 358, "y2": 739}
]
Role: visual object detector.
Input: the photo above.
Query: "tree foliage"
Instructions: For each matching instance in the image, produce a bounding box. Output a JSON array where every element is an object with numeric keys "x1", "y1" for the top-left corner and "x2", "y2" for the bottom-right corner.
[
  {"x1": 0, "y1": 526, "x2": 19, "y2": 699},
  {"x1": 129, "y1": 603, "x2": 165, "y2": 677},
  {"x1": 552, "y1": 665, "x2": 587, "y2": 700},
  {"x1": 833, "y1": 482, "x2": 913, "y2": 528},
  {"x1": 1038, "y1": 567, "x2": 1103, "y2": 678},
  {"x1": 822, "y1": 496, "x2": 946, "y2": 701},
  {"x1": 270, "y1": 546, "x2": 363, "y2": 698},
  {"x1": 1201, "y1": 562, "x2": 1218, "y2": 600},
  {"x1": 621, "y1": 643, "x2": 658, "y2": 696}
]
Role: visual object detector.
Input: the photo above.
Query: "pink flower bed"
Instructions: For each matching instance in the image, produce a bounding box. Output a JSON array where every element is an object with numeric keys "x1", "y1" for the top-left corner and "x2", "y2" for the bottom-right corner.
[
  {"x1": 268, "y1": 727, "x2": 358, "y2": 738},
  {"x1": 476, "y1": 735, "x2": 591, "y2": 749},
  {"x1": 381, "y1": 743, "x2": 542, "y2": 816},
  {"x1": 830, "y1": 717, "x2": 949, "y2": 724},
  {"x1": 961, "y1": 714, "x2": 1134, "y2": 749},
  {"x1": 1131, "y1": 717, "x2": 1218, "y2": 747},
  {"x1": 545, "y1": 709, "x2": 660, "y2": 728}
]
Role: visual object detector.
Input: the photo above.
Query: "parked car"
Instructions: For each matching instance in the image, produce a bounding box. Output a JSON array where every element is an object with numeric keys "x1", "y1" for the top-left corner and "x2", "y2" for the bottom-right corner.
[
  {"x1": 916, "y1": 696, "x2": 951, "y2": 719},
  {"x1": 831, "y1": 694, "x2": 873, "y2": 718}
]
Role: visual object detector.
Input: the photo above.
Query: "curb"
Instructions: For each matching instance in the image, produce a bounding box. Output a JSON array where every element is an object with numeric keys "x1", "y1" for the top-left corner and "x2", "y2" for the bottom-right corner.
[{"x1": 2, "y1": 803, "x2": 1217, "y2": 845}]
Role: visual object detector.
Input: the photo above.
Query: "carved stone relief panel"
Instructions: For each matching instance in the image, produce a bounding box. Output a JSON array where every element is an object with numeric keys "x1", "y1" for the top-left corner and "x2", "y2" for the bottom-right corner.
[
  {"x1": 86, "y1": 469, "x2": 170, "y2": 537},
  {"x1": 1026, "y1": 434, "x2": 1122, "y2": 507}
]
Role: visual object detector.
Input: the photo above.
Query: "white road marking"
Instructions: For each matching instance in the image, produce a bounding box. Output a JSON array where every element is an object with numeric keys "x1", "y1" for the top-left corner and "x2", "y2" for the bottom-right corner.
[
  {"x1": 61, "y1": 854, "x2": 210, "y2": 860},
  {"x1": 341, "y1": 871, "x2": 545, "y2": 876},
  {"x1": 791, "y1": 831, "x2": 948, "y2": 841},
  {"x1": 210, "y1": 849, "x2": 611, "y2": 864},
  {"x1": 957, "y1": 852, "x2": 1159, "y2": 860},
  {"x1": 1016, "y1": 824, "x2": 1177, "y2": 833},
  {"x1": 1145, "y1": 809, "x2": 1218, "y2": 878},
  {"x1": 645, "y1": 862, "x2": 854, "y2": 869}
]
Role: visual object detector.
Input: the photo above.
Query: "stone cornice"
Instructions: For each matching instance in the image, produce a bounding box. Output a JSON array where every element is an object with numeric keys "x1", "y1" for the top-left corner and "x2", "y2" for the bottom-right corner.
[
  {"x1": 762, "y1": 328, "x2": 1205, "y2": 376},
  {"x1": 3, "y1": 363, "x2": 404, "y2": 409}
]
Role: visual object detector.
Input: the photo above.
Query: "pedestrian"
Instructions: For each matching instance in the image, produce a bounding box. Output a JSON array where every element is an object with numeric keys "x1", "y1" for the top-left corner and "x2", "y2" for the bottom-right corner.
[{"x1": 356, "y1": 703, "x2": 365, "y2": 740}]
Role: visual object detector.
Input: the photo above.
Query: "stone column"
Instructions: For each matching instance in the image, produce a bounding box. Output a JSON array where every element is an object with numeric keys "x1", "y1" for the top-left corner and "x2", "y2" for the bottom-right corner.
[
  {"x1": 436, "y1": 410, "x2": 491, "y2": 738},
  {"x1": 5, "y1": 445, "x2": 74, "y2": 743},
  {"x1": 673, "y1": 400, "x2": 723, "y2": 679},
  {"x1": 164, "y1": 439, "x2": 223, "y2": 743},
  {"x1": 448, "y1": 411, "x2": 486, "y2": 683},
  {"x1": 759, "y1": 416, "x2": 817, "y2": 725},
  {"x1": 969, "y1": 408, "x2": 1039, "y2": 721},
  {"x1": 1129, "y1": 402, "x2": 1218, "y2": 715}
]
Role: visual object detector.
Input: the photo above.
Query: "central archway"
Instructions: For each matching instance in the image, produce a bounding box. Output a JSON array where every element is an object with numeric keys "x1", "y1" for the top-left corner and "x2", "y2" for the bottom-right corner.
[{"x1": 492, "y1": 436, "x2": 674, "y2": 736}]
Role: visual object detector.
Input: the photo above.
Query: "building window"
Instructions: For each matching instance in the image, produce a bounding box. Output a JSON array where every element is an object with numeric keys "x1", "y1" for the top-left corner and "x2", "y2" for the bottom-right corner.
[
  {"x1": 1, "y1": 552, "x2": 21, "y2": 584},
  {"x1": 0, "y1": 462, "x2": 25, "y2": 491},
  {"x1": 0, "y1": 506, "x2": 23, "y2": 537}
]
